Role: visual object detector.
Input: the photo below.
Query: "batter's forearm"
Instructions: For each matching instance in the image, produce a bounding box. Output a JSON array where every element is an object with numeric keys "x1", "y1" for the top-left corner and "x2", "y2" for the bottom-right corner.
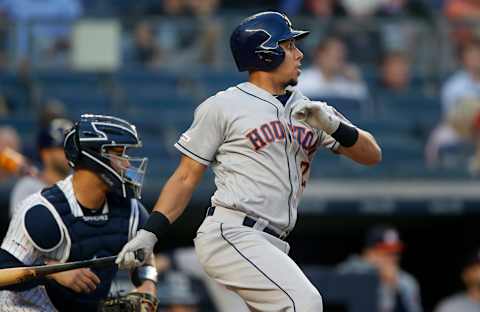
[
  {"x1": 141, "y1": 156, "x2": 206, "y2": 241},
  {"x1": 338, "y1": 130, "x2": 382, "y2": 166},
  {"x1": 152, "y1": 173, "x2": 197, "y2": 223}
]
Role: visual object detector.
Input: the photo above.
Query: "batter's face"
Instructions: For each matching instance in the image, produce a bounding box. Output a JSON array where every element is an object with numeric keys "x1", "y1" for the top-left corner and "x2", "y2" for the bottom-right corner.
[{"x1": 273, "y1": 39, "x2": 304, "y2": 89}]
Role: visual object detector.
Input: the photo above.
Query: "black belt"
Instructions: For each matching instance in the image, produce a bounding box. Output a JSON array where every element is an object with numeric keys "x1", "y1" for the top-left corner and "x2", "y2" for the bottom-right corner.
[{"x1": 207, "y1": 206, "x2": 285, "y2": 240}]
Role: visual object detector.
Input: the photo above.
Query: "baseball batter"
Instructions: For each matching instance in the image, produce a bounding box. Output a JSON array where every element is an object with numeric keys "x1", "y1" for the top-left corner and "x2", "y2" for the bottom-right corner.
[{"x1": 117, "y1": 11, "x2": 382, "y2": 311}]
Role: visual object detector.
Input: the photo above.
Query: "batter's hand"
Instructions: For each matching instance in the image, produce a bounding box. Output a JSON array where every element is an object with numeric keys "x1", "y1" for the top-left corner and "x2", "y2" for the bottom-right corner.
[
  {"x1": 116, "y1": 230, "x2": 158, "y2": 270},
  {"x1": 291, "y1": 100, "x2": 340, "y2": 134}
]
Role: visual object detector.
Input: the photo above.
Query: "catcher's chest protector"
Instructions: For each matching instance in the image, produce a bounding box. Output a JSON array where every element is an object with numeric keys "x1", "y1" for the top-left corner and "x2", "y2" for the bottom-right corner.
[{"x1": 40, "y1": 184, "x2": 133, "y2": 311}]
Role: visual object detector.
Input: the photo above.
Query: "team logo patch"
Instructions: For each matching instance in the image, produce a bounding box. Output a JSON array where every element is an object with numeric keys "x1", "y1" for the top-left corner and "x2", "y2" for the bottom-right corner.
[{"x1": 180, "y1": 133, "x2": 191, "y2": 142}]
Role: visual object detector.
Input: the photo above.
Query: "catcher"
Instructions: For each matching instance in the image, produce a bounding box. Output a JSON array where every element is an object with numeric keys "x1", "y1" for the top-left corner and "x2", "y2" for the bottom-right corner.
[{"x1": 0, "y1": 114, "x2": 158, "y2": 311}]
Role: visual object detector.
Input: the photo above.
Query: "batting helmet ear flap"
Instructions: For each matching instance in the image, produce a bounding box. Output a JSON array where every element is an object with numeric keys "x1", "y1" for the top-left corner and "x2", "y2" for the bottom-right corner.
[
  {"x1": 64, "y1": 123, "x2": 81, "y2": 167},
  {"x1": 255, "y1": 48, "x2": 285, "y2": 71}
]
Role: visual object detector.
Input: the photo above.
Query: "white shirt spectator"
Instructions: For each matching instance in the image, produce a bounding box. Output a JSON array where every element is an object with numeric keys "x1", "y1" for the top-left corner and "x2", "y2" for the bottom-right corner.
[
  {"x1": 9, "y1": 175, "x2": 46, "y2": 218},
  {"x1": 298, "y1": 67, "x2": 369, "y2": 101},
  {"x1": 434, "y1": 293, "x2": 480, "y2": 312},
  {"x1": 441, "y1": 70, "x2": 480, "y2": 114}
]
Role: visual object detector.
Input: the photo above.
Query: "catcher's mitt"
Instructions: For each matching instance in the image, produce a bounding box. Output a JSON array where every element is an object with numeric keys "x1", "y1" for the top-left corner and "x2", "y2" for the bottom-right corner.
[{"x1": 98, "y1": 292, "x2": 158, "y2": 312}]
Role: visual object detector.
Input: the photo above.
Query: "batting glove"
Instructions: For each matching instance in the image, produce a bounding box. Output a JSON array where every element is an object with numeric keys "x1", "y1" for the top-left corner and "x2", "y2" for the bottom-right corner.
[
  {"x1": 291, "y1": 100, "x2": 340, "y2": 135},
  {"x1": 116, "y1": 230, "x2": 158, "y2": 270}
]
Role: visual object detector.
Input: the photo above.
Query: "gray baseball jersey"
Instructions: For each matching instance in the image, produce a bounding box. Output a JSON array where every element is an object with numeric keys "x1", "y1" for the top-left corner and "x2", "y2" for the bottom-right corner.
[
  {"x1": 175, "y1": 82, "x2": 349, "y2": 236},
  {"x1": 0, "y1": 176, "x2": 142, "y2": 311}
]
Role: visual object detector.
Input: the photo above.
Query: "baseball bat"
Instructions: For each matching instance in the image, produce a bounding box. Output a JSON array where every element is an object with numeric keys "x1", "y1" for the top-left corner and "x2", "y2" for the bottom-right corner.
[{"x1": 0, "y1": 250, "x2": 144, "y2": 288}]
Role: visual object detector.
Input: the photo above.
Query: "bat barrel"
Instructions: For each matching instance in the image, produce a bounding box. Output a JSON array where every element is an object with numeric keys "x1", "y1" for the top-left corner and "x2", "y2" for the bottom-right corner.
[{"x1": 0, "y1": 267, "x2": 37, "y2": 287}]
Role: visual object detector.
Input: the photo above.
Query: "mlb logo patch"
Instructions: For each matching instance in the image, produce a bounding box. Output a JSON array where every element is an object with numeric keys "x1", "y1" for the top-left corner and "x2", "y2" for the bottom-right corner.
[{"x1": 181, "y1": 133, "x2": 191, "y2": 142}]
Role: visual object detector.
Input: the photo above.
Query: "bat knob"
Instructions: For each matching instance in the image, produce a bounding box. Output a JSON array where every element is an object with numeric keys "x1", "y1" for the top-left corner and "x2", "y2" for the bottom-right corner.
[{"x1": 134, "y1": 249, "x2": 145, "y2": 263}]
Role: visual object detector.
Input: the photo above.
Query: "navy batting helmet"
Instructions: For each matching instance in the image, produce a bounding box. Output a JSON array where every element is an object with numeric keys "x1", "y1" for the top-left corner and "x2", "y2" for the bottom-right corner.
[
  {"x1": 64, "y1": 114, "x2": 148, "y2": 199},
  {"x1": 230, "y1": 11, "x2": 309, "y2": 72},
  {"x1": 37, "y1": 118, "x2": 73, "y2": 150}
]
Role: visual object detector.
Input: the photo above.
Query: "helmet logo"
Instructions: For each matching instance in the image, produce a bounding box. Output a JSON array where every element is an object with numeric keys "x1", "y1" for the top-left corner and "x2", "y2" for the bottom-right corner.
[{"x1": 245, "y1": 28, "x2": 276, "y2": 51}]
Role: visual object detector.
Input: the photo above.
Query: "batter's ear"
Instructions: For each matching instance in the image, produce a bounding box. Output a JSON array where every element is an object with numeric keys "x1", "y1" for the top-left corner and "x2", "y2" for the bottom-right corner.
[{"x1": 23, "y1": 205, "x2": 63, "y2": 252}]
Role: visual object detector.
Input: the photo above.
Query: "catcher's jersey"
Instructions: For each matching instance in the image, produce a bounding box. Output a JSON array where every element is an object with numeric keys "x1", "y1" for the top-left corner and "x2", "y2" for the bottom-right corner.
[
  {"x1": 0, "y1": 176, "x2": 143, "y2": 311},
  {"x1": 176, "y1": 82, "x2": 349, "y2": 235}
]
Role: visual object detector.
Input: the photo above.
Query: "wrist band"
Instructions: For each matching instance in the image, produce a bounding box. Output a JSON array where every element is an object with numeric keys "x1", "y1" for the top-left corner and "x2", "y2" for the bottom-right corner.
[
  {"x1": 331, "y1": 122, "x2": 359, "y2": 147},
  {"x1": 142, "y1": 211, "x2": 171, "y2": 241},
  {"x1": 131, "y1": 265, "x2": 158, "y2": 287}
]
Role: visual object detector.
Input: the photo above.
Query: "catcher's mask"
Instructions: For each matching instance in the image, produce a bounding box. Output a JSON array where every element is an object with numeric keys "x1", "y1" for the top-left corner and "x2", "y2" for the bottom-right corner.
[{"x1": 64, "y1": 114, "x2": 148, "y2": 199}]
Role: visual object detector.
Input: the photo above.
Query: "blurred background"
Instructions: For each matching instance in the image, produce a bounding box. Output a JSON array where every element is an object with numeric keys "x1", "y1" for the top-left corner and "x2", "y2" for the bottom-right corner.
[{"x1": 1, "y1": 0, "x2": 480, "y2": 311}]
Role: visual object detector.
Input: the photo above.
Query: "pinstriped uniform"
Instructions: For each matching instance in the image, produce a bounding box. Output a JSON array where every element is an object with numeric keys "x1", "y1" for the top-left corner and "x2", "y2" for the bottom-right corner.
[{"x1": 0, "y1": 176, "x2": 142, "y2": 311}]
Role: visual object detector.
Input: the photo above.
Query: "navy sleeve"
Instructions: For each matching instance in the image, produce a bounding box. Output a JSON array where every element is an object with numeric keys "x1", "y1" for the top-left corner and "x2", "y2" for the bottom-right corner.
[
  {"x1": 0, "y1": 249, "x2": 47, "y2": 291},
  {"x1": 24, "y1": 205, "x2": 61, "y2": 251}
]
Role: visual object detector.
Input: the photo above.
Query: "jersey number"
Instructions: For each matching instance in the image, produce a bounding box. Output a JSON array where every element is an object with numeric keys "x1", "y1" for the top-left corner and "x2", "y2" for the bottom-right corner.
[{"x1": 300, "y1": 161, "x2": 310, "y2": 188}]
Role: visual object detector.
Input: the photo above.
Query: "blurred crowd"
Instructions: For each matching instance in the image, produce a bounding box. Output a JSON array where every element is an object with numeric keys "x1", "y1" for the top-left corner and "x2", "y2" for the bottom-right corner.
[
  {"x1": 0, "y1": 0, "x2": 475, "y2": 71},
  {"x1": 0, "y1": 1, "x2": 480, "y2": 173}
]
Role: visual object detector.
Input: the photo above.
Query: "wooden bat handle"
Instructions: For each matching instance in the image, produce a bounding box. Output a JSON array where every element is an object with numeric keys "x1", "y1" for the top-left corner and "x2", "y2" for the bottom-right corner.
[
  {"x1": 0, "y1": 251, "x2": 146, "y2": 288},
  {"x1": 35, "y1": 256, "x2": 118, "y2": 276}
]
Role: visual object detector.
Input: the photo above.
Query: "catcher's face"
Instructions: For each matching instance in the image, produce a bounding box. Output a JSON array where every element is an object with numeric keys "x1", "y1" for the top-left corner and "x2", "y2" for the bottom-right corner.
[{"x1": 273, "y1": 39, "x2": 304, "y2": 88}]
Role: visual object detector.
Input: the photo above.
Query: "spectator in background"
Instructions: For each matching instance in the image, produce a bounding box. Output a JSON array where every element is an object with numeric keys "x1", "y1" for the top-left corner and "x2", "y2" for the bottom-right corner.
[
  {"x1": 0, "y1": 0, "x2": 83, "y2": 68},
  {"x1": 374, "y1": 0, "x2": 431, "y2": 18},
  {"x1": 340, "y1": 0, "x2": 382, "y2": 16},
  {"x1": 153, "y1": 0, "x2": 223, "y2": 69},
  {"x1": 124, "y1": 21, "x2": 163, "y2": 68},
  {"x1": 145, "y1": 0, "x2": 187, "y2": 16},
  {"x1": 442, "y1": 40, "x2": 480, "y2": 114},
  {"x1": 338, "y1": 225, "x2": 423, "y2": 312},
  {"x1": 444, "y1": 0, "x2": 480, "y2": 46},
  {"x1": 0, "y1": 94, "x2": 8, "y2": 116},
  {"x1": 0, "y1": 126, "x2": 21, "y2": 181},
  {"x1": 307, "y1": 0, "x2": 346, "y2": 17},
  {"x1": 340, "y1": 0, "x2": 430, "y2": 17},
  {"x1": 163, "y1": 0, "x2": 187, "y2": 16},
  {"x1": 378, "y1": 51, "x2": 412, "y2": 93},
  {"x1": 186, "y1": 0, "x2": 222, "y2": 67},
  {"x1": 157, "y1": 271, "x2": 200, "y2": 312},
  {"x1": 445, "y1": 0, "x2": 480, "y2": 19},
  {"x1": 283, "y1": 0, "x2": 347, "y2": 17},
  {"x1": 426, "y1": 40, "x2": 480, "y2": 170},
  {"x1": 9, "y1": 117, "x2": 72, "y2": 217},
  {"x1": 297, "y1": 36, "x2": 369, "y2": 101},
  {"x1": 38, "y1": 98, "x2": 67, "y2": 128},
  {"x1": 434, "y1": 248, "x2": 480, "y2": 312}
]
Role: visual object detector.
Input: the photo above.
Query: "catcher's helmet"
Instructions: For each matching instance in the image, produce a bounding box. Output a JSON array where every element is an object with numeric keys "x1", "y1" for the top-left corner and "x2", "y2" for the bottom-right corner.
[
  {"x1": 64, "y1": 114, "x2": 148, "y2": 199},
  {"x1": 230, "y1": 11, "x2": 309, "y2": 72}
]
